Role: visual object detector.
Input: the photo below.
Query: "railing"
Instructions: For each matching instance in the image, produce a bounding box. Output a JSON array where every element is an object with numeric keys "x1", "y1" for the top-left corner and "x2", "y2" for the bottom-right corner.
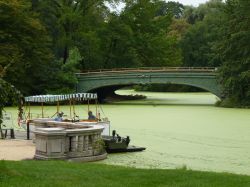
[
  {"x1": 32, "y1": 120, "x2": 107, "y2": 161},
  {"x1": 77, "y1": 67, "x2": 218, "y2": 75},
  {"x1": 66, "y1": 131, "x2": 103, "y2": 158}
]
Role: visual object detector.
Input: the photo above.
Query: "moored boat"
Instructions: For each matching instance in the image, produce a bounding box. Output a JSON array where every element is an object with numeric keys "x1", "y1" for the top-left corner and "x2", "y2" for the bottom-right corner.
[
  {"x1": 103, "y1": 130, "x2": 146, "y2": 153},
  {"x1": 21, "y1": 93, "x2": 146, "y2": 153}
]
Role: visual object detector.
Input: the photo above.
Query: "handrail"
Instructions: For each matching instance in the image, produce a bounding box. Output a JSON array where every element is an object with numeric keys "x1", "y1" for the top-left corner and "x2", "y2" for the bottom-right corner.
[{"x1": 77, "y1": 67, "x2": 218, "y2": 75}]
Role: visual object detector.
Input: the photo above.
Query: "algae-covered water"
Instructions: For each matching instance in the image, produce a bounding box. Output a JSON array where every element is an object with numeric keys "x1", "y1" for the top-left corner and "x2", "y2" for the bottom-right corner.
[{"x1": 4, "y1": 90, "x2": 250, "y2": 175}]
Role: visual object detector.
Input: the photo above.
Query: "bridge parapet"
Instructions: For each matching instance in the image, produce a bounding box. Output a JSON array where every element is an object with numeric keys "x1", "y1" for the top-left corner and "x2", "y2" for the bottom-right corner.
[
  {"x1": 76, "y1": 67, "x2": 222, "y2": 98},
  {"x1": 77, "y1": 67, "x2": 218, "y2": 75}
]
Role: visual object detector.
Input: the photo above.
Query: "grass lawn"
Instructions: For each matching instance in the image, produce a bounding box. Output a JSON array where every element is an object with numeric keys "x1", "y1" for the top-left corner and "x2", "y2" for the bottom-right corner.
[{"x1": 0, "y1": 160, "x2": 250, "y2": 187}]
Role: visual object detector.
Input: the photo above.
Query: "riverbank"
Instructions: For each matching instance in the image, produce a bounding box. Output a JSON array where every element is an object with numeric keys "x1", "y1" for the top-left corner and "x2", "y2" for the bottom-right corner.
[{"x1": 1, "y1": 160, "x2": 250, "y2": 187}]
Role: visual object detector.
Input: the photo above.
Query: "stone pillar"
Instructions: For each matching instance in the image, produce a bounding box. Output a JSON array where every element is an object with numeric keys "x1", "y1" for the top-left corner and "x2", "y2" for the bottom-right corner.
[
  {"x1": 84, "y1": 135, "x2": 89, "y2": 151},
  {"x1": 65, "y1": 137, "x2": 70, "y2": 153},
  {"x1": 88, "y1": 135, "x2": 92, "y2": 151},
  {"x1": 71, "y1": 136, "x2": 77, "y2": 152},
  {"x1": 34, "y1": 127, "x2": 66, "y2": 160},
  {"x1": 77, "y1": 136, "x2": 84, "y2": 152}
]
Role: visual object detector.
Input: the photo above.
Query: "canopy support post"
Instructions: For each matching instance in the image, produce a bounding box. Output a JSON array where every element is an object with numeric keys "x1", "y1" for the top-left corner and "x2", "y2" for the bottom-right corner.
[
  {"x1": 95, "y1": 99, "x2": 98, "y2": 120},
  {"x1": 72, "y1": 99, "x2": 76, "y2": 121},
  {"x1": 57, "y1": 101, "x2": 59, "y2": 114},
  {"x1": 41, "y1": 102, "x2": 44, "y2": 118},
  {"x1": 69, "y1": 99, "x2": 72, "y2": 118},
  {"x1": 87, "y1": 99, "x2": 90, "y2": 112},
  {"x1": 28, "y1": 103, "x2": 31, "y2": 120}
]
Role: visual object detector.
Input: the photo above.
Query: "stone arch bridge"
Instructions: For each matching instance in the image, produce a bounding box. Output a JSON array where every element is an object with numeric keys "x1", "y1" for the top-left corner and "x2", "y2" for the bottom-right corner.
[{"x1": 76, "y1": 67, "x2": 222, "y2": 100}]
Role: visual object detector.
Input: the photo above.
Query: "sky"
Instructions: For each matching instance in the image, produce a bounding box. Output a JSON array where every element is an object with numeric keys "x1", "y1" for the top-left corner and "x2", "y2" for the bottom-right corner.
[
  {"x1": 171, "y1": 0, "x2": 209, "y2": 7},
  {"x1": 110, "y1": 0, "x2": 211, "y2": 12}
]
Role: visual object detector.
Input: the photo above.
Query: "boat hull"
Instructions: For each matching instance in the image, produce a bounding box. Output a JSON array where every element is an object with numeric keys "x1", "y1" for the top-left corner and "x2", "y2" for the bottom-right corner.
[
  {"x1": 105, "y1": 145, "x2": 146, "y2": 153},
  {"x1": 102, "y1": 135, "x2": 146, "y2": 153}
]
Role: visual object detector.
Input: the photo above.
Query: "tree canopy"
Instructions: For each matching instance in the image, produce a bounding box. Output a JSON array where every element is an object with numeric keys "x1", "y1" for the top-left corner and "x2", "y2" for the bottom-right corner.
[
  {"x1": 0, "y1": 0, "x2": 249, "y2": 107},
  {"x1": 218, "y1": 0, "x2": 250, "y2": 106}
]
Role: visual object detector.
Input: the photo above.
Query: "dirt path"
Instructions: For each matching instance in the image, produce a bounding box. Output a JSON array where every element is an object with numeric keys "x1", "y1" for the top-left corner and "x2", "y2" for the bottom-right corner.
[{"x1": 0, "y1": 140, "x2": 35, "y2": 160}]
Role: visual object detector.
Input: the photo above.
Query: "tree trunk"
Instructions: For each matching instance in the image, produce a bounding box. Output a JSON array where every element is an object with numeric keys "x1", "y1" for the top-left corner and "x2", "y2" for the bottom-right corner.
[
  {"x1": 0, "y1": 123, "x2": 4, "y2": 139},
  {"x1": 63, "y1": 45, "x2": 69, "y2": 64}
]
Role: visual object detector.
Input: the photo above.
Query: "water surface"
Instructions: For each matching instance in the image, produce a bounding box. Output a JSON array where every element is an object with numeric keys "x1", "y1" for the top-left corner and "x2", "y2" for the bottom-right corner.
[
  {"x1": 4, "y1": 90, "x2": 250, "y2": 175},
  {"x1": 98, "y1": 90, "x2": 250, "y2": 175}
]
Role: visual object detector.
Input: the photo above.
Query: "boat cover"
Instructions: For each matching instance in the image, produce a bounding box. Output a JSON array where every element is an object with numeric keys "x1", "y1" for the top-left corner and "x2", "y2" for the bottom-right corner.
[{"x1": 25, "y1": 93, "x2": 98, "y2": 103}]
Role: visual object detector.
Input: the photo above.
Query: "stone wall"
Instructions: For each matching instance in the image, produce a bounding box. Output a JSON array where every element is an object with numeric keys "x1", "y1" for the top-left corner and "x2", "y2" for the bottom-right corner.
[{"x1": 33, "y1": 120, "x2": 107, "y2": 161}]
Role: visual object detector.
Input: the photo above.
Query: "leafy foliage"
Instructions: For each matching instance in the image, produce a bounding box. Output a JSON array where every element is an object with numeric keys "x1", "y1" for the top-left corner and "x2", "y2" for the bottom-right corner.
[
  {"x1": 0, "y1": 0, "x2": 53, "y2": 95},
  {"x1": 103, "y1": 0, "x2": 182, "y2": 67},
  {"x1": 157, "y1": 1, "x2": 184, "y2": 18},
  {"x1": 0, "y1": 78, "x2": 22, "y2": 138},
  {"x1": 0, "y1": 0, "x2": 249, "y2": 107},
  {"x1": 218, "y1": 0, "x2": 250, "y2": 106},
  {"x1": 180, "y1": 0, "x2": 225, "y2": 67}
]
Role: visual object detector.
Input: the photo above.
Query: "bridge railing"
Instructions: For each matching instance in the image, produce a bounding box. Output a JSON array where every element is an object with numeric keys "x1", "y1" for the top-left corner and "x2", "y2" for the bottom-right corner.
[{"x1": 77, "y1": 67, "x2": 218, "y2": 75}]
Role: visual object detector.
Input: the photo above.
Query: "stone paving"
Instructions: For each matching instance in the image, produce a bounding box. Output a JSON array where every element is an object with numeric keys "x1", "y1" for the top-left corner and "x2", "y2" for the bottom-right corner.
[{"x1": 0, "y1": 139, "x2": 35, "y2": 160}]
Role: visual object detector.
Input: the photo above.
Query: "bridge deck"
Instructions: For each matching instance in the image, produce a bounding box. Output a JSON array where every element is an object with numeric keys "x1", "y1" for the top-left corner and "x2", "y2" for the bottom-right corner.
[
  {"x1": 77, "y1": 67, "x2": 218, "y2": 75},
  {"x1": 76, "y1": 67, "x2": 221, "y2": 98}
]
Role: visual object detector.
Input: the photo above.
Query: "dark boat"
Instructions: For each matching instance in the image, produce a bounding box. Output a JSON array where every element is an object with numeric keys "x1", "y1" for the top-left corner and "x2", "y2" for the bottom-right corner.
[{"x1": 102, "y1": 130, "x2": 146, "y2": 153}]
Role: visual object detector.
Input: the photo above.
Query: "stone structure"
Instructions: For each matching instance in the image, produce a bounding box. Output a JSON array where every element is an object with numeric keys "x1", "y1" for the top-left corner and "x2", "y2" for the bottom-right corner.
[
  {"x1": 35, "y1": 128, "x2": 66, "y2": 160},
  {"x1": 33, "y1": 120, "x2": 107, "y2": 161},
  {"x1": 76, "y1": 67, "x2": 222, "y2": 98}
]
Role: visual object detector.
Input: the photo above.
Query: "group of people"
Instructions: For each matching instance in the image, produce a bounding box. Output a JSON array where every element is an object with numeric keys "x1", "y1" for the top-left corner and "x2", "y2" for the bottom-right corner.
[{"x1": 54, "y1": 111, "x2": 97, "y2": 121}]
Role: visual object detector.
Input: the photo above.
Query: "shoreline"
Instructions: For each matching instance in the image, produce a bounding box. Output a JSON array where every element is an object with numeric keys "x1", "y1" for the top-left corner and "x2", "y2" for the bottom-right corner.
[{"x1": 0, "y1": 138, "x2": 249, "y2": 176}]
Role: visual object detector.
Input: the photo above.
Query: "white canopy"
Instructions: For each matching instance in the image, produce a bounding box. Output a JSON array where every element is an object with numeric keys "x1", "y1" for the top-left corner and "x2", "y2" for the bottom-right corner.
[{"x1": 24, "y1": 93, "x2": 98, "y2": 103}]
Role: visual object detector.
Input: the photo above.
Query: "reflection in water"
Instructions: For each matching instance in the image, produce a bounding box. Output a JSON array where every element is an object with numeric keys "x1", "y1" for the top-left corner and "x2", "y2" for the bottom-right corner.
[{"x1": 99, "y1": 90, "x2": 250, "y2": 175}]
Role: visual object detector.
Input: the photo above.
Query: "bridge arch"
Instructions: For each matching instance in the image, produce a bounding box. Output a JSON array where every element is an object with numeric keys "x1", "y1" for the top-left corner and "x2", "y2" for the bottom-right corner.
[{"x1": 76, "y1": 67, "x2": 222, "y2": 99}]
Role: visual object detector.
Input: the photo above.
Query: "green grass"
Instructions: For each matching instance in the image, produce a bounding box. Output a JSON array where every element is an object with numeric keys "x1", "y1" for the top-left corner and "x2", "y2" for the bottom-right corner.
[{"x1": 1, "y1": 160, "x2": 250, "y2": 187}]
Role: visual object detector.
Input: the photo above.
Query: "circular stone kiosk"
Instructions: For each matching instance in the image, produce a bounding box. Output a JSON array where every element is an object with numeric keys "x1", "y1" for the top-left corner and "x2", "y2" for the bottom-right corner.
[{"x1": 33, "y1": 120, "x2": 107, "y2": 161}]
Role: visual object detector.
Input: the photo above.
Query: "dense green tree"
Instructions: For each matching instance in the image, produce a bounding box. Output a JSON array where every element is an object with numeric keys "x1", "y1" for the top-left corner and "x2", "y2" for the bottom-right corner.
[
  {"x1": 165, "y1": 18, "x2": 190, "y2": 67},
  {"x1": 180, "y1": 0, "x2": 225, "y2": 67},
  {"x1": 118, "y1": 0, "x2": 182, "y2": 67},
  {"x1": 75, "y1": 1, "x2": 110, "y2": 69},
  {"x1": 30, "y1": 0, "x2": 110, "y2": 92},
  {"x1": 78, "y1": 0, "x2": 184, "y2": 69},
  {"x1": 33, "y1": 0, "x2": 113, "y2": 64},
  {"x1": 32, "y1": 0, "x2": 84, "y2": 64},
  {"x1": 0, "y1": 0, "x2": 53, "y2": 95},
  {"x1": 157, "y1": 1, "x2": 184, "y2": 18},
  {"x1": 99, "y1": 14, "x2": 140, "y2": 68},
  {"x1": 167, "y1": 19, "x2": 190, "y2": 40},
  {"x1": 184, "y1": 0, "x2": 224, "y2": 24},
  {"x1": 0, "y1": 0, "x2": 248, "y2": 108},
  {"x1": 0, "y1": 65, "x2": 22, "y2": 138},
  {"x1": 0, "y1": 79, "x2": 22, "y2": 138},
  {"x1": 219, "y1": 0, "x2": 250, "y2": 106},
  {"x1": 46, "y1": 48, "x2": 81, "y2": 94}
]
